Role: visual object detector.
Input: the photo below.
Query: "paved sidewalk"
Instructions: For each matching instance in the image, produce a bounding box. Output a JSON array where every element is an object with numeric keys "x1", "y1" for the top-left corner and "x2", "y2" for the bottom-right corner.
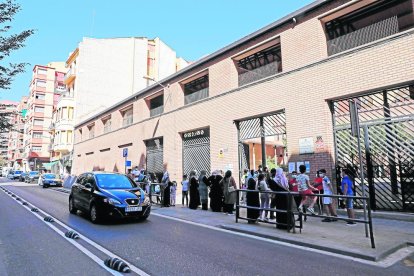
[{"x1": 152, "y1": 204, "x2": 414, "y2": 261}]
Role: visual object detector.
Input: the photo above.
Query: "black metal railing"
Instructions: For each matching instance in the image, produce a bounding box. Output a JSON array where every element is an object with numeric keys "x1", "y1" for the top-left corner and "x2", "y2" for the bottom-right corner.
[
  {"x1": 235, "y1": 189, "x2": 375, "y2": 248},
  {"x1": 184, "y1": 88, "x2": 209, "y2": 105},
  {"x1": 150, "y1": 105, "x2": 164, "y2": 117},
  {"x1": 327, "y1": 16, "x2": 399, "y2": 56},
  {"x1": 238, "y1": 61, "x2": 281, "y2": 86}
]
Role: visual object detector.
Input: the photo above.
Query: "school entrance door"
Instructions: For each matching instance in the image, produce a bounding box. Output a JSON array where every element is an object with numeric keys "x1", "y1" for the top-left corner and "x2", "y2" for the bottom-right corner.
[
  {"x1": 182, "y1": 128, "x2": 211, "y2": 176},
  {"x1": 145, "y1": 137, "x2": 164, "y2": 182}
]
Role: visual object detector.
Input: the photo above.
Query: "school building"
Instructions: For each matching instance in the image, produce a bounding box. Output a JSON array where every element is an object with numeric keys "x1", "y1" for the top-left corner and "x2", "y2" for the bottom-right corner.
[{"x1": 73, "y1": 0, "x2": 414, "y2": 212}]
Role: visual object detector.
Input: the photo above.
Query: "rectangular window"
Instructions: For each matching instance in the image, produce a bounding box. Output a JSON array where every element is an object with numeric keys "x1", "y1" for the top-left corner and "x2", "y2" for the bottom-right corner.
[
  {"x1": 33, "y1": 132, "x2": 42, "y2": 139},
  {"x1": 149, "y1": 94, "x2": 164, "y2": 117},
  {"x1": 184, "y1": 75, "x2": 209, "y2": 105},
  {"x1": 323, "y1": 0, "x2": 414, "y2": 56},
  {"x1": 32, "y1": 146, "x2": 42, "y2": 152},
  {"x1": 103, "y1": 117, "x2": 111, "y2": 133},
  {"x1": 37, "y1": 68, "x2": 47, "y2": 75},
  {"x1": 67, "y1": 130, "x2": 73, "y2": 144},
  {"x1": 35, "y1": 94, "x2": 45, "y2": 100},
  {"x1": 88, "y1": 124, "x2": 95, "y2": 139},
  {"x1": 36, "y1": 80, "x2": 47, "y2": 88},
  {"x1": 34, "y1": 119, "x2": 43, "y2": 126},
  {"x1": 235, "y1": 42, "x2": 282, "y2": 86},
  {"x1": 122, "y1": 108, "x2": 133, "y2": 127},
  {"x1": 61, "y1": 107, "x2": 67, "y2": 119},
  {"x1": 34, "y1": 106, "x2": 44, "y2": 113},
  {"x1": 68, "y1": 107, "x2": 74, "y2": 120}
]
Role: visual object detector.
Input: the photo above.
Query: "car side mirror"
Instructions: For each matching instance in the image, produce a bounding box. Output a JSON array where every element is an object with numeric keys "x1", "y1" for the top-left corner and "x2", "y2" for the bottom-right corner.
[{"x1": 85, "y1": 183, "x2": 93, "y2": 189}]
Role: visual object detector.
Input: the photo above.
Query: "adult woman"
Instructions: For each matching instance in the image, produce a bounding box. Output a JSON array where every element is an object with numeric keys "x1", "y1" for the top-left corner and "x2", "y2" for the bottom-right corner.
[
  {"x1": 208, "y1": 170, "x2": 223, "y2": 212},
  {"x1": 198, "y1": 170, "x2": 209, "y2": 210},
  {"x1": 272, "y1": 168, "x2": 290, "y2": 229},
  {"x1": 221, "y1": 170, "x2": 237, "y2": 215},
  {"x1": 189, "y1": 171, "x2": 200, "y2": 210},
  {"x1": 246, "y1": 177, "x2": 260, "y2": 223}
]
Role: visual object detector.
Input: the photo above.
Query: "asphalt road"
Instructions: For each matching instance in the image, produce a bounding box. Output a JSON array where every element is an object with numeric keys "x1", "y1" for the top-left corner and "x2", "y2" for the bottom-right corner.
[{"x1": 1, "y1": 178, "x2": 413, "y2": 276}]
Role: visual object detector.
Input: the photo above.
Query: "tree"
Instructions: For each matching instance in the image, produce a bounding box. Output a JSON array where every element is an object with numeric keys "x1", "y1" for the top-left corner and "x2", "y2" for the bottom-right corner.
[{"x1": 0, "y1": 0, "x2": 34, "y2": 90}]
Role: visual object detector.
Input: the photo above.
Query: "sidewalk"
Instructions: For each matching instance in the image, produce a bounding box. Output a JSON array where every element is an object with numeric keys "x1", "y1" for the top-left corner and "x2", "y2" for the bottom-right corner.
[{"x1": 152, "y1": 204, "x2": 414, "y2": 262}]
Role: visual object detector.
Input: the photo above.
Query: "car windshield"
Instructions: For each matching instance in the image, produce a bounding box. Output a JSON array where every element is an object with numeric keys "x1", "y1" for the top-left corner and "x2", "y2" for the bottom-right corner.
[
  {"x1": 44, "y1": 174, "x2": 58, "y2": 179},
  {"x1": 29, "y1": 171, "x2": 39, "y2": 176},
  {"x1": 95, "y1": 174, "x2": 137, "y2": 189}
]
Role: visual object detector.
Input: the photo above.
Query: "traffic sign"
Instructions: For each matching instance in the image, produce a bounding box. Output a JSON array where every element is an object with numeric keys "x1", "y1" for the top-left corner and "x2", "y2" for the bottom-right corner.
[
  {"x1": 125, "y1": 160, "x2": 131, "y2": 167},
  {"x1": 122, "y1": 148, "x2": 128, "y2": 157}
]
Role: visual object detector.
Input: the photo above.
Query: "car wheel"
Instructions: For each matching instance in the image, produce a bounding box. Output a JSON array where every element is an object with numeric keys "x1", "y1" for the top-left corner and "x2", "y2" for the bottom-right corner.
[
  {"x1": 69, "y1": 197, "x2": 77, "y2": 214},
  {"x1": 43, "y1": 184, "x2": 48, "y2": 188},
  {"x1": 89, "y1": 204, "x2": 102, "y2": 224}
]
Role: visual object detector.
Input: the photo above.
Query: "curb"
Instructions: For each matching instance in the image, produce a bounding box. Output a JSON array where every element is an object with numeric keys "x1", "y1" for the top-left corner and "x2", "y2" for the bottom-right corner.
[
  {"x1": 336, "y1": 209, "x2": 414, "y2": 223},
  {"x1": 218, "y1": 224, "x2": 409, "y2": 262}
]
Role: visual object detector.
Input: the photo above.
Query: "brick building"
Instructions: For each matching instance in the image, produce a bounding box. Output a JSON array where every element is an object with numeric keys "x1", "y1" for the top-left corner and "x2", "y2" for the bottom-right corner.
[{"x1": 73, "y1": 0, "x2": 414, "y2": 212}]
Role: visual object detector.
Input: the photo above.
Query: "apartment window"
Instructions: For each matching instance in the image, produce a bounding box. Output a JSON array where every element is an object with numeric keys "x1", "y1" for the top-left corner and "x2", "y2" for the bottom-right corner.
[
  {"x1": 36, "y1": 80, "x2": 47, "y2": 88},
  {"x1": 35, "y1": 93, "x2": 45, "y2": 100},
  {"x1": 323, "y1": 0, "x2": 414, "y2": 55},
  {"x1": 149, "y1": 94, "x2": 164, "y2": 117},
  {"x1": 33, "y1": 132, "x2": 42, "y2": 139},
  {"x1": 103, "y1": 117, "x2": 111, "y2": 133},
  {"x1": 37, "y1": 68, "x2": 47, "y2": 75},
  {"x1": 88, "y1": 124, "x2": 95, "y2": 139},
  {"x1": 61, "y1": 107, "x2": 67, "y2": 119},
  {"x1": 32, "y1": 146, "x2": 42, "y2": 152},
  {"x1": 184, "y1": 75, "x2": 209, "y2": 105},
  {"x1": 68, "y1": 107, "x2": 74, "y2": 120},
  {"x1": 61, "y1": 130, "x2": 67, "y2": 143},
  {"x1": 34, "y1": 106, "x2": 44, "y2": 113},
  {"x1": 67, "y1": 130, "x2": 73, "y2": 144},
  {"x1": 235, "y1": 41, "x2": 282, "y2": 86},
  {"x1": 122, "y1": 108, "x2": 133, "y2": 127},
  {"x1": 34, "y1": 119, "x2": 43, "y2": 126}
]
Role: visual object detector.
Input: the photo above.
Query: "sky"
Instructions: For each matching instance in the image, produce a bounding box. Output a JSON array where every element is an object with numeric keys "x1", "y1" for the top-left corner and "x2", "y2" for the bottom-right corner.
[{"x1": 2, "y1": 0, "x2": 314, "y2": 102}]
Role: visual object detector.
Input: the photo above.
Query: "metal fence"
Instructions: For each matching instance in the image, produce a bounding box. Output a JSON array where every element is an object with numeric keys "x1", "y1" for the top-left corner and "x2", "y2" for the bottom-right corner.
[{"x1": 184, "y1": 88, "x2": 209, "y2": 105}]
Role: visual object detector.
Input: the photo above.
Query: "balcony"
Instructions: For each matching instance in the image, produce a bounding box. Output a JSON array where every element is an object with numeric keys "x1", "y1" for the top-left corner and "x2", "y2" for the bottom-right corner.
[
  {"x1": 57, "y1": 94, "x2": 74, "y2": 109},
  {"x1": 238, "y1": 61, "x2": 281, "y2": 87},
  {"x1": 53, "y1": 143, "x2": 73, "y2": 153},
  {"x1": 150, "y1": 105, "x2": 164, "y2": 117},
  {"x1": 327, "y1": 16, "x2": 399, "y2": 56},
  {"x1": 55, "y1": 85, "x2": 67, "y2": 94},
  {"x1": 184, "y1": 88, "x2": 209, "y2": 105},
  {"x1": 64, "y1": 67, "x2": 76, "y2": 85}
]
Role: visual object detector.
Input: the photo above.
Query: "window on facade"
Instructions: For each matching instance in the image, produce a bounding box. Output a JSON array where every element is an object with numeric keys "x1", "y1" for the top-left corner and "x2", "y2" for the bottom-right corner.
[
  {"x1": 61, "y1": 107, "x2": 67, "y2": 119},
  {"x1": 33, "y1": 132, "x2": 42, "y2": 139},
  {"x1": 184, "y1": 75, "x2": 209, "y2": 105},
  {"x1": 67, "y1": 130, "x2": 73, "y2": 144},
  {"x1": 36, "y1": 80, "x2": 47, "y2": 88},
  {"x1": 37, "y1": 68, "x2": 47, "y2": 75},
  {"x1": 34, "y1": 106, "x2": 44, "y2": 113},
  {"x1": 323, "y1": 0, "x2": 414, "y2": 56},
  {"x1": 68, "y1": 107, "x2": 74, "y2": 120},
  {"x1": 88, "y1": 124, "x2": 95, "y2": 139},
  {"x1": 122, "y1": 108, "x2": 133, "y2": 127},
  {"x1": 34, "y1": 119, "x2": 43, "y2": 126},
  {"x1": 149, "y1": 94, "x2": 164, "y2": 117},
  {"x1": 35, "y1": 94, "x2": 45, "y2": 100},
  {"x1": 103, "y1": 117, "x2": 111, "y2": 133},
  {"x1": 235, "y1": 42, "x2": 282, "y2": 86},
  {"x1": 32, "y1": 146, "x2": 42, "y2": 152}
]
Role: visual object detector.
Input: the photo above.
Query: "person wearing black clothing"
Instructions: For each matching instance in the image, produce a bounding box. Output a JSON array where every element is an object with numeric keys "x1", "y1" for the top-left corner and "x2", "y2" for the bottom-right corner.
[
  {"x1": 269, "y1": 168, "x2": 291, "y2": 229},
  {"x1": 208, "y1": 170, "x2": 224, "y2": 212},
  {"x1": 189, "y1": 171, "x2": 200, "y2": 209},
  {"x1": 246, "y1": 177, "x2": 260, "y2": 223},
  {"x1": 163, "y1": 181, "x2": 172, "y2": 207}
]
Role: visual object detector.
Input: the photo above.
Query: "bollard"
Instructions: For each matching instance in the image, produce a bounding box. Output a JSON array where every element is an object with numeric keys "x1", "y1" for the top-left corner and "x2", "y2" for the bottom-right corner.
[
  {"x1": 44, "y1": 216, "x2": 54, "y2": 222},
  {"x1": 65, "y1": 230, "x2": 80, "y2": 239},
  {"x1": 104, "y1": 257, "x2": 131, "y2": 273}
]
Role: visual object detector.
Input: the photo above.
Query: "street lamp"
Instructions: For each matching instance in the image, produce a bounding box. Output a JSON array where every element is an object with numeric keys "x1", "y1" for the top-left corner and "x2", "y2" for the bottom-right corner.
[{"x1": 143, "y1": 76, "x2": 169, "y2": 89}]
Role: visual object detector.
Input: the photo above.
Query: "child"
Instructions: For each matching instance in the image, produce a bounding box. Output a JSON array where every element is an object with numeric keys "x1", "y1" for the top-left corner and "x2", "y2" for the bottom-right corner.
[
  {"x1": 319, "y1": 169, "x2": 338, "y2": 222},
  {"x1": 341, "y1": 169, "x2": 356, "y2": 226},
  {"x1": 170, "y1": 181, "x2": 177, "y2": 206},
  {"x1": 296, "y1": 165, "x2": 318, "y2": 215},
  {"x1": 181, "y1": 175, "x2": 189, "y2": 207}
]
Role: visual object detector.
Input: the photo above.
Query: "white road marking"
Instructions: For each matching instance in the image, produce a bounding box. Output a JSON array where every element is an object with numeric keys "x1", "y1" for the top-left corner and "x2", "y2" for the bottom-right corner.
[
  {"x1": 1, "y1": 188, "x2": 150, "y2": 276},
  {"x1": 151, "y1": 212, "x2": 414, "y2": 268}
]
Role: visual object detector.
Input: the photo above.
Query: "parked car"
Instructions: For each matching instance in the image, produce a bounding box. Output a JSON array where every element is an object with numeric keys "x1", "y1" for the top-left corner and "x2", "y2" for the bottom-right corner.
[
  {"x1": 25, "y1": 171, "x2": 40, "y2": 183},
  {"x1": 7, "y1": 170, "x2": 23, "y2": 180},
  {"x1": 69, "y1": 172, "x2": 151, "y2": 223},
  {"x1": 39, "y1": 173, "x2": 63, "y2": 188},
  {"x1": 19, "y1": 172, "x2": 28, "y2": 182}
]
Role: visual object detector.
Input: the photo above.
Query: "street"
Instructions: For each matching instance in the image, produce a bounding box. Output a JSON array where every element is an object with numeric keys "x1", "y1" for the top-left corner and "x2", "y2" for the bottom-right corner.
[{"x1": 0, "y1": 178, "x2": 413, "y2": 276}]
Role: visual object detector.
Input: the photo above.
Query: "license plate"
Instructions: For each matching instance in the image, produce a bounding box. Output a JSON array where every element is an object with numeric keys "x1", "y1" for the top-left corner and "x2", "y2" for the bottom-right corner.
[{"x1": 125, "y1": 206, "x2": 142, "y2": 212}]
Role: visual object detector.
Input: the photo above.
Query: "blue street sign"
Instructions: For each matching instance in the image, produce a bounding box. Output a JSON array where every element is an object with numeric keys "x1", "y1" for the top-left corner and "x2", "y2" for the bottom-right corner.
[
  {"x1": 122, "y1": 148, "x2": 128, "y2": 157},
  {"x1": 125, "y1": 160, "x2": 131, "y2": 167}
]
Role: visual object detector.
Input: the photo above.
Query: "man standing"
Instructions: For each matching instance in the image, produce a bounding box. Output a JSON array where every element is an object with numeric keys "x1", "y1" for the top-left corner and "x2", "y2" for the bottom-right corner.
[
  {"x1": 341, "y1": 169, "x2": 356, "y2": 226},
  {"x1": 161, "y1": 164, "x2": 170, "y2": 206},
  {"x1": 131, "y1": 166, "x2": 140, "y2": 182}
]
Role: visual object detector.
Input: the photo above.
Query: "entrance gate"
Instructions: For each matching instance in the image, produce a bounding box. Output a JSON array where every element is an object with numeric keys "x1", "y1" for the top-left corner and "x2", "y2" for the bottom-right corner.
[
  {"x1": 182, "y1": 128, "x2": 210, "y2": 176},
  {"x1": 145, "y1": 138, "x2": 164, "y2": 182},
  {"x1": 331, "y1": 83, "x2": 414, "y2": 211}
]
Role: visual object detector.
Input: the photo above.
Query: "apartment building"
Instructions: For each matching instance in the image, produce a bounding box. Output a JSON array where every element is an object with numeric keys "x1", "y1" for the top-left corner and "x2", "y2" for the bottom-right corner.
[
  {"x1": 6, "y1": 97, "x2": 27, "y2": 169},
  {"x1": 22, "y1": 62, "x2": 66, "y2": 171},
  {"x1": 73, "y1": 0, "x2": 414, "y2": 212},
  {"x1": 49, "y1": 37, "x2": 188, "y2": 175},
  {"x1": 0, "y1": 100, "x2": 18, "y2": 165}
]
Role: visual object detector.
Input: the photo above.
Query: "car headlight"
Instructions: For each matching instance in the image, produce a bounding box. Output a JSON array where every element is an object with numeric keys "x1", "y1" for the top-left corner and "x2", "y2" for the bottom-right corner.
[
  {"x1": 103, "y1": 198, "x2": 121, "y2": 205},
  {"x1": 142, "y1": 196, "x2": 150, "y2": 206}
]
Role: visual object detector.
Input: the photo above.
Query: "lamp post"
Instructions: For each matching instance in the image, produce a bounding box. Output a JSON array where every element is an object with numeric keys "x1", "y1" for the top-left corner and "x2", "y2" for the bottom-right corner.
[{"x1": 143, "y1": 76, "x2": 169, "y2": 89}]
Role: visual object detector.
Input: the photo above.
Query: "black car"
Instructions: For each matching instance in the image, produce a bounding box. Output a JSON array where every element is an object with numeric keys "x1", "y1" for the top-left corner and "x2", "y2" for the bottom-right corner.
[
  {"x1": 69, "y1": 172, "x2": 151, "y2": 223},
  {"x1": 25, "y1": 171, "x2": 40, "y2": 183}
]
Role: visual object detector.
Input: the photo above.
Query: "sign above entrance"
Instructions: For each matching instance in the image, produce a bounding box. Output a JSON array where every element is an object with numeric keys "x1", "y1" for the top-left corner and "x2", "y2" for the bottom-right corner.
[
  {"x1": 182, "y1": 128, "x2": 210, "y2": 140},
  {"x1": 299, "y1": 137, "x2": 314, "y2": 154}
]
